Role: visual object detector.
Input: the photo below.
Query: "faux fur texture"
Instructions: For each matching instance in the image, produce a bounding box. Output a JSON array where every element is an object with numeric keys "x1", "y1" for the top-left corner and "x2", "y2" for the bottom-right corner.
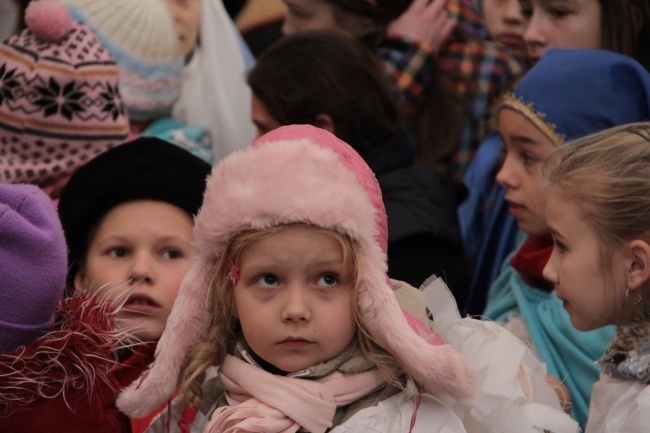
[
  {"x1": 118, "y1": 125, "x2": 476, "y2": 417},
  {"x1": 0, "y1": 295, "x2": 121, "y2": 413}
]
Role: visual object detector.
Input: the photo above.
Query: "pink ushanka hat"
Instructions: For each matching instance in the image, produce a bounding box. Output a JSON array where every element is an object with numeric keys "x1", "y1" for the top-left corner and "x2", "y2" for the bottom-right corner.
[
  {"x1": 0, "y1": 0, "x2": 128, "y2": 187},
  {"x1": 118, "y1": 125, "x2": 476, "y2": 416}
]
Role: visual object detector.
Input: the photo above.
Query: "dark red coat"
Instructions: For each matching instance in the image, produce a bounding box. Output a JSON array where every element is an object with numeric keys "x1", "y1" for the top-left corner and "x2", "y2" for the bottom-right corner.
[{"x1": 0, "y1": 296, "x2": 154, "y2": 433}]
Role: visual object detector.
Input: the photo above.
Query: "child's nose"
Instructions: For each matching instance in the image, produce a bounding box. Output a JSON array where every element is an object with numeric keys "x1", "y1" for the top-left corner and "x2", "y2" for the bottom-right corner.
[
  {"x1": 496, "y1": 155, "x2": 519, "y2": 189},
  {"x1": 129, "y1": 252, "x2": 155, "y2": 284},
  {"x1": 542, "y1": 256, "x2": 558, "y2": 285},
  {"x1": 504, "y1": 0, "x2": 524, "y2": 25},
  {"x1": 280, "y1": 285, "x2": 311, "y2": 322},
  {"x1": 523, "y1": 13, "x2": 546, "y2": 48}
]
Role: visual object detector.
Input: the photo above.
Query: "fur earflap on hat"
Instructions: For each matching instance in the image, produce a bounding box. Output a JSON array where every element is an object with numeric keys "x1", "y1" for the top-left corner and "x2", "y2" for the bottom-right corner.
[
  {"x1": 118, "y1": 125, "x2": 476, "y2": 417},
  {"x1": 0, "y1": 183, "x2": 67, "y2": 354},
  {"x1": 61, "y1": 0, "x2": 184, "y2": 121},
  {"x1": 0, "y1": 0, "x2": 129, "y2": 187}
]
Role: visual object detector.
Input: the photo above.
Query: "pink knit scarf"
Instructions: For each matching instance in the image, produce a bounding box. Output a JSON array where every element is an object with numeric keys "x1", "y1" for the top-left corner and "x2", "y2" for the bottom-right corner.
[{"x1": 205, "y1": 355, "x2": 386, "y2": 433}]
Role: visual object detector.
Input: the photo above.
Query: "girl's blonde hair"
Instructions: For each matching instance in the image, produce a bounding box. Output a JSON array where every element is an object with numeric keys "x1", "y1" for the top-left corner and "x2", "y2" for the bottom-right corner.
[
  {"x1": 548, "y1": 122, "x2": 650, "y2": 317},
  {"x1": 178, "y1": 223, "x2": 404, "y2": 409}
]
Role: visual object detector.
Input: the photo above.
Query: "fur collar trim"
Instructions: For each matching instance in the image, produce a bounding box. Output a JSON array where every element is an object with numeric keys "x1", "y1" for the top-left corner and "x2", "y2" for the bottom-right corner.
[{"x1": 0, "y1": 295, "x2": 121, "y2": 414}]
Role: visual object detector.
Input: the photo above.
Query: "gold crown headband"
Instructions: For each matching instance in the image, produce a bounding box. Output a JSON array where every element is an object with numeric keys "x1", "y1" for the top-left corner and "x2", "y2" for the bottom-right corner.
[{"x1": 501, "y1": 93, "x2": 566, "y2": 147}]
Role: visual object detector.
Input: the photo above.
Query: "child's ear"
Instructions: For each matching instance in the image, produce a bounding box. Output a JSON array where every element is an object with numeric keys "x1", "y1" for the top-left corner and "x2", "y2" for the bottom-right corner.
[
  {"x1": 626, "y1": 239, "x2": 650, "y2": 290},
  {"x1": 314, "y1": 114, "x2": 335, "y2": 135},
  {"x1": 73, "y1": 269, "x2": 89, "y2": 296}
]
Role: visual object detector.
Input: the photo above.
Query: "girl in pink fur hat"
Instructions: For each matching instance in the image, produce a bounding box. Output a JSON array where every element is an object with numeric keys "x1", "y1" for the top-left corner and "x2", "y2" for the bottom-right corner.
[
  {"x1": 117, "y1": 124, "x2": 474, "y2": 432},
  {"x1": 118, "y1": 125, "x2": 576, "y2": 433}
]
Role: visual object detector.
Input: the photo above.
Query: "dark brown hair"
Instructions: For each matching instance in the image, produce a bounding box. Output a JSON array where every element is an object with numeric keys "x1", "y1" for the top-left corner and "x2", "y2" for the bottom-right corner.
[
  {"x1": 248, "y1": 30, "x2": 400, "y2": 154},
  {"x1": 248, "y1": 29, "x2": 462, "y2": 168},
  {"x1": 324, "y1": 0, "x2": 464, "y2": 166},
  {"x1": 599, "y1": 0, "x2": 650, "y2": 71},
  {"x1": 326, "y1": 0, "x2": 412, "y2": 26}
]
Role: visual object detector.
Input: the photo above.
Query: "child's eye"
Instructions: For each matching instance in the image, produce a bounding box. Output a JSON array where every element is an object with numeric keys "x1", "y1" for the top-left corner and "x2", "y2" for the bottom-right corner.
[
  {"x1": 257, "y1": 274, "x2": 279, "y2": 287},
  {"x1": 548, "y1": 7, "x2": 570, "y2": 19},
  {"x1": 518, "y1": 0, "x2": 532, "y2": 18},
  {"x1": 553, "y1": 239, "x2": 566, "y2": 253},
  {"x1": 108, "y1": 247, "x2": 129, "y2": 258},
  {"x1": 316, "y1": 274, "x2": 339, "y2": 287},
  {"x1": 287, "y1": 5, "x2": 311, "y2": 19},
  {"x1": 498, "y1": 146, "x2": 507, "y2": 166},
  {"x1": 162, "y1": 249, "x2": 183, "y2": 260},
  {"x1": 520, "y1": 151, "x2": 539, "y2": 166}
]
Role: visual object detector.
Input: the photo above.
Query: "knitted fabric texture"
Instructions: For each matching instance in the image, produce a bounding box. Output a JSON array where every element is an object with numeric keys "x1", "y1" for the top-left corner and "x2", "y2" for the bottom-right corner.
[
  {"x1": 0, "y1": 0, "x2": 129, "y2": 187},
  {"x1": 117, "y1": 124, "x2": 476, "y2": 418},
  {"x1": 207, "y1": 355, "x2": 386, "y2": 433},
  {"x1": 61, "y1": 0, "x2": 184, "y2": 121},
  {"x1": 57, "y1": 136, "x2": 211, "y2": 288},
  {"x1": 0, "y1": 183, "x2": 67, "y2": 354}
]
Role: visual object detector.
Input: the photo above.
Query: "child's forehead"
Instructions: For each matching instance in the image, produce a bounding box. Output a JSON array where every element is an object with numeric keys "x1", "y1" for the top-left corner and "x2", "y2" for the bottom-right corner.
[
  {"x1": 234, "y1": 224, "x2": 355, "y2": 264},
  {"x1": 498, "y1": 95, "x2": 565, "y2": 147},
  {"x1": 239, "y1": 224, "x2": 347, "y2": 248},
  {"x1": 498, "y1": 108, "x2": 556, "y2": 149},
  {"x1": 234, "y1": 225, "x2": 349, "y2": 269}
]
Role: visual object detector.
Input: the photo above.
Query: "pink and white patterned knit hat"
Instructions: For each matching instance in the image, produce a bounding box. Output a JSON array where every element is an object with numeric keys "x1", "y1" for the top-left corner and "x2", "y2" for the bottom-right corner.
[
  {"x1": 0, "y1": 0, "x2": 129, "y2": 187},
  {"x1": 61, "y1": 0, "x2": 184, "y2": 121},
  {"x1": 118, "y1": 124, "x2": 476, "y2": 417}
]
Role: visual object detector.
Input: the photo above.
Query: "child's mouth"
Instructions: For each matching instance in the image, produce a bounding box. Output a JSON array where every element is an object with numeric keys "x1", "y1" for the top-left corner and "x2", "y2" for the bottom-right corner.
[
  {"x1": 123, "y1": 294, "x2": 160, "y2": 313},
  {"x1": 279, "y1": 337, "x2": 312, "y2": 349}
]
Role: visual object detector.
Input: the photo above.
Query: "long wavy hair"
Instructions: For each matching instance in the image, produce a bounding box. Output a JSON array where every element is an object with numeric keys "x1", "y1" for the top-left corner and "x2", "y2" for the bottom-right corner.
[{"x1": 178, "y1": 223, "x2": 405, "y2": 409}]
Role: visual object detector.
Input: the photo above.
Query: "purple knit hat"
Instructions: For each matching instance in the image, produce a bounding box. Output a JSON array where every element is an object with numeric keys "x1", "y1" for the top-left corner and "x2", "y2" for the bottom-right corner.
[
  {"x1": 0, "y1": 0, "x2": 129, "y2": 187},
  {"x1": 0, "y1": 183, "x2": 67, "y2": 354}
]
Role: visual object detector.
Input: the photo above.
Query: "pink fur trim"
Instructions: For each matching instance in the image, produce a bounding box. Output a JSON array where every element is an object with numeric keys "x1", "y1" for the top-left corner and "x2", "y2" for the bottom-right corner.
[{"x1": 117, "y1": 126, "x2": 475, "y2": 415}]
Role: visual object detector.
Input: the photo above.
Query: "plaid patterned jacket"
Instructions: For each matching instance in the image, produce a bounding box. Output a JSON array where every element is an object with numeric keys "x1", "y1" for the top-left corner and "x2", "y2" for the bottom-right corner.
[{"x1": 378, "y1": 0, "x2": 524, "y2": 180}]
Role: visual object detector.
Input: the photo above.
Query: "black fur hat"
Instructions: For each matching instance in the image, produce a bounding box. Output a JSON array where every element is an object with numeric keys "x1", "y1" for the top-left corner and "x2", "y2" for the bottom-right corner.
[{"x1": 58, "y1": 137, "x2": 211, "y2": 288}]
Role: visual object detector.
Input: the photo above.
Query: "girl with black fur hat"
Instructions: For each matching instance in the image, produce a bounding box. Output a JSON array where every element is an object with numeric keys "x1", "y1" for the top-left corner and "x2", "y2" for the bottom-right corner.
[{"x1": 57, "y1": 136, "x2": 211, "y2": 431}]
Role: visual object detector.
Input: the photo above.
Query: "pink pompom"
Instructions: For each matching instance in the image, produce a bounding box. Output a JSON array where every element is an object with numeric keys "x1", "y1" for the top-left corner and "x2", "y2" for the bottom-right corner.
[{"x1": 25, "y1": 0, "x2": 73, "y2": 43}]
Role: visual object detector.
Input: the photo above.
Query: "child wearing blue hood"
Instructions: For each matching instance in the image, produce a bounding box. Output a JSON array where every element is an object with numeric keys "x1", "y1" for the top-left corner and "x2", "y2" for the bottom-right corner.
[{"x1": 482, "y1": 48, "x2": 650, "y2": 429}]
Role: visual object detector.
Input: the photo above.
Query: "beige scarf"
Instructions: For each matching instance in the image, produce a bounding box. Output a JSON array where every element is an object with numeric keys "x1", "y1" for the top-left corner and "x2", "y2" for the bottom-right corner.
[{"x1": 205, "y1": 355, "x2": 386, "y2": 433}]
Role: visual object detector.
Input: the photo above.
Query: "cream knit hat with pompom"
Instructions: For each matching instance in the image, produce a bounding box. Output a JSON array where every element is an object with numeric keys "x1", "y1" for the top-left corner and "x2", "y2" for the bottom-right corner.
[{"x1": 61, "y1": 0, "x2": 184, "y2": 121}]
